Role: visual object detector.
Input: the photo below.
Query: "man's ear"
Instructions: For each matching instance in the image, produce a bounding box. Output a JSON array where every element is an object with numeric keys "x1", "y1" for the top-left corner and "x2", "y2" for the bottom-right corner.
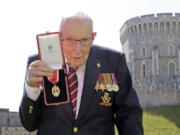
[{"x1": 92, "y1": 32, "x2": 97, "y2": 39}]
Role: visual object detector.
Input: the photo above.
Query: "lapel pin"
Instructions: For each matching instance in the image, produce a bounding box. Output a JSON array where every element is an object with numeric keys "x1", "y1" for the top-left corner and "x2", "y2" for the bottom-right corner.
[{"x1": 96, "y1": 62, "x2": 101, "y2": 68}]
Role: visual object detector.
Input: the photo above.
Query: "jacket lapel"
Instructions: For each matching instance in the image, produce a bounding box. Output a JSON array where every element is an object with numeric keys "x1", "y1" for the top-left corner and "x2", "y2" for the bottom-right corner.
[{"x1": 76, "y1": 46, "x2": 101, "y2": 122}]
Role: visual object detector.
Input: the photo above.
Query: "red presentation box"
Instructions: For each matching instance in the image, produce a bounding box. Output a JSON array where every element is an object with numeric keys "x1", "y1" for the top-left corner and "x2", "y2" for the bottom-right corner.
[{"x1": 36, "y1": 32, "x2": 69, "y2": 106}]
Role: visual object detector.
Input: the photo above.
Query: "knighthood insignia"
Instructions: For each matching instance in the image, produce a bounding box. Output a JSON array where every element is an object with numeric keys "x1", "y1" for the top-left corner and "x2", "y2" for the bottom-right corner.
[
  {"x1": 94, "y1": 73, "x2": 119, "y2": 92},
  {"x1": 99, "y1": 92, "x2": 112, "y2": 106}
]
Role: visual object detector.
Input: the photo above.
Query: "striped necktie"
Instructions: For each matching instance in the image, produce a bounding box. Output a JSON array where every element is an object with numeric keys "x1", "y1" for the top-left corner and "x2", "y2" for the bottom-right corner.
[{"x1": 68, "y1": 66, "x2": 78, "y2": 117}]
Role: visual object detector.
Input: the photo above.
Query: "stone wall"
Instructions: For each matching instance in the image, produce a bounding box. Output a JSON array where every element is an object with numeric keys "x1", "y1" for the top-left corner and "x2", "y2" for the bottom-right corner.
[{"x1": 0, "y1": 127, "x2": 36, "y2": 135}]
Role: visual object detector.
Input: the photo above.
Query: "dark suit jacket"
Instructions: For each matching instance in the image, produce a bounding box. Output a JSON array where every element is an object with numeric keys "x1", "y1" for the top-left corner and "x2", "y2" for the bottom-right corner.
[{"x1": 19, "y1": 45, "x2": 143, "y2": 135}]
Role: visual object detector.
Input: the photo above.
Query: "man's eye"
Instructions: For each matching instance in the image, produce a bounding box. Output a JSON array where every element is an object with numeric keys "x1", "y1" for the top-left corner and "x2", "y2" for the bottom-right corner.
[
  {"x1": 82, "y1": 38, "x2": 88, "y2": 41},
  {"x1": 68, "y1": 39, "x2": 74, "y2": 41}
]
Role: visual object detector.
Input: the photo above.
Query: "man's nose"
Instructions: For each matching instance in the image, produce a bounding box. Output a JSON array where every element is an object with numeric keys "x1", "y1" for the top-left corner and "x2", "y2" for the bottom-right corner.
[{"x1": 73, "y1": 41, "x2": 82, "y2": 52}]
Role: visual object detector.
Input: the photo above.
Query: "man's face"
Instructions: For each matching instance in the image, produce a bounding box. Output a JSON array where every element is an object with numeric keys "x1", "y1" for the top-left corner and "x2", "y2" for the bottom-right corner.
[{"x1": 61, "y1": 18, "x2": 96, "y2": 68}]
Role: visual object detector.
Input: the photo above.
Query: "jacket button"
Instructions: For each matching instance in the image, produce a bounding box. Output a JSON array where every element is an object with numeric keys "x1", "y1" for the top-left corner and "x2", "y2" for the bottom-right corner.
[{"x1": 73, "y1": 127, "x2": 78, "y2": 133}]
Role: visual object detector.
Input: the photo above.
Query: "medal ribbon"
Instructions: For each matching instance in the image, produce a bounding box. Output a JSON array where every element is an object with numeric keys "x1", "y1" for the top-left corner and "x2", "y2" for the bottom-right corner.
[
  {"x1": 102, "y1": 74, "x2": 107, "y2": 84},
  {"x1": 113, "y1": 74, "x2": 117, "y2": 84},
  {"x1": 106, "y1": 73, "x2": 111, "y2": 84},
  {"x1": 110, "y1": 73, "x2": 115, "y2": 84},
  {"x1": 111, "y1": 73, "x2": 117, "y2": 84},
  {"x1": 48, "y1": 70, "x2": 59, "y2": 84},
  {"x1": 99, "y1": 74, "x2": 103, "y2": 84}
]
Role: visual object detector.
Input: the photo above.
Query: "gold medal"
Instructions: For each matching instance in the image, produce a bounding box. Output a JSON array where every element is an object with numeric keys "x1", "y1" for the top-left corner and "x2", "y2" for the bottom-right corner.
[
  {"x1": 47, "y1": 70, "x2": 61, "y2": 97},
  {"x1": 95, "y1": 83, "x2": 100, "y2": 91},
  {"x1": 100, "y1": 83, "x2": 106, "y2": 91},
  {"x1": 52, "y1": 85, "x2": 61, "y2": 97}
]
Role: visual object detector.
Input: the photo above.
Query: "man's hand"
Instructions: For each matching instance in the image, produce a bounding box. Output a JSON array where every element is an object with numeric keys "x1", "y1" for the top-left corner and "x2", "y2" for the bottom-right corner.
[{"x1": 27, "y1": 60, "x2": 54, "y2": 87}]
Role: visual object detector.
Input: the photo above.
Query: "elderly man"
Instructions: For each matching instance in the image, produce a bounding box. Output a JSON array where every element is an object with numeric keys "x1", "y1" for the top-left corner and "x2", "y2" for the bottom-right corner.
[{"x1": 19, "y1": 13, "x2": 143, "y2": 135}]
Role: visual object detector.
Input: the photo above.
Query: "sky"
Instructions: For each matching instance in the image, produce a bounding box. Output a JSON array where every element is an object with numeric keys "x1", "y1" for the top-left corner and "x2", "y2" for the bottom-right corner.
[{"x1": 0, "y1": 0, "x2": 179, "y2": 111}]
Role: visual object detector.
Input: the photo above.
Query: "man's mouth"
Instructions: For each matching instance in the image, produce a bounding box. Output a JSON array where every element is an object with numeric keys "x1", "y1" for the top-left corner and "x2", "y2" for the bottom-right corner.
[{"x1": 73, "y1": 56, "x2": 81, "y2": 60}]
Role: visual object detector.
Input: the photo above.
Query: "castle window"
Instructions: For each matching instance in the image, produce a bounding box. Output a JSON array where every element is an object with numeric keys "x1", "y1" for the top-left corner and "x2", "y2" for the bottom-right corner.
[
  {"x1": 154, "y1": 23, "x2": 158, "y2": 32},
  {"x1": 160, "y1": 22, "x2": 164, "y2": 32},
  {"x1": 142, "y1": 47, "x2": 146, "y2": 56},
  {"x1": 143, "y1": 24, "x2": 147, "y2": 32},
  {"x1": 142, "y1": 64, "x2": 146, "y2": 77},
  {"x1": 169, "y1": 44, "x2": 175, "y2": 56},
  {"x1": 169, "y1": 62, "x2": 175, "y2": 76},
  {"x1": 139, "y1": 24, "x2": 142, "y2": 32},
  {"x1": 134, "y1": 25, "x2": 137, "y2": 33},
  {"x1": 130, "y1": 27, "x2": 133, "y2": 33},
  {"x1": 149, "y1": 23, "x2": 153, "y2": 34},
  {"x1": 166, "y1": 22, "x2": 170, "y2": 33},
  {"x1": 172, "y1": 22, "x2": 176, "y2": 33}
]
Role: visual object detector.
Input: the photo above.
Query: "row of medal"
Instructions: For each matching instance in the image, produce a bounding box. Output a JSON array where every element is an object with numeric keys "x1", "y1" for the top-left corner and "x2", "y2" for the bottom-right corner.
[{"x1": 94, "y1": 73, "x2": 119, "y2": 92}]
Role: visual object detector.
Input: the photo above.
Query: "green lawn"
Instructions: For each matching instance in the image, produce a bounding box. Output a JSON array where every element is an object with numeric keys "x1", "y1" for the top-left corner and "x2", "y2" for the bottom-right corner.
[{"x1": 115, "y1": 105, "x2": 180, "y2": 135}]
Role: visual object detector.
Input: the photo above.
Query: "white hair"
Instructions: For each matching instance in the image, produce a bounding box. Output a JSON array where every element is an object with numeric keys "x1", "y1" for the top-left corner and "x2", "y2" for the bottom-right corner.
[{"x1": 60, "y1": 12, "x2": 93, "y2": 31}]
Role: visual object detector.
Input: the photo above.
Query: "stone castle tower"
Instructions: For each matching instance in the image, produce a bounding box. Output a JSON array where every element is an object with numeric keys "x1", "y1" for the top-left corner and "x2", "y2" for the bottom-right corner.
[{"x1": 120, "y1": 13, "x2": 180, "y2": 106}]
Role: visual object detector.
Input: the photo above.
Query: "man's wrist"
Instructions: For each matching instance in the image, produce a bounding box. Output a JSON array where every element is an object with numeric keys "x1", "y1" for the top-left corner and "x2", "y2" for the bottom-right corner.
[{"x1": 25, "y1": 82, "x2": 41, "y2": 101}]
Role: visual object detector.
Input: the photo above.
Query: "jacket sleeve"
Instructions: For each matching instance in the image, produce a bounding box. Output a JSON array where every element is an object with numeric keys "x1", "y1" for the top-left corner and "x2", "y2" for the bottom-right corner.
[
  {"x1": 114, "y1": 53, "x2": 144, "y2": 135},
  {"x1": 19, "y1": 55, "x2": 42, "y2": 132}
]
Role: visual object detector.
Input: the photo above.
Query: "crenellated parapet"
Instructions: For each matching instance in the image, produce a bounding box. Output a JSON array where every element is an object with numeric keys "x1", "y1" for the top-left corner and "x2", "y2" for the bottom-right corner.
[{"x1": 120, "y1": 13, "x2": 180, "y2": 44}]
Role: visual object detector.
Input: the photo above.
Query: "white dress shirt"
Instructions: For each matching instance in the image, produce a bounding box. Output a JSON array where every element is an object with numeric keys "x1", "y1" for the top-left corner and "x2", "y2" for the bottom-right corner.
[{"x1": 25, "y1": 63, "x2": 86, "y2": 119}]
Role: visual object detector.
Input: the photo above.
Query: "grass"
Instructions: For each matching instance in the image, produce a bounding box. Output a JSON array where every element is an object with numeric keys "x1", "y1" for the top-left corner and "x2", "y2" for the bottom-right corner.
[
  {"x1": 143, "y1": 105, "x2": 180, "y2": 135},
  {"x1": 115, "y1": 105, "x2": 180, "y2": 135}
]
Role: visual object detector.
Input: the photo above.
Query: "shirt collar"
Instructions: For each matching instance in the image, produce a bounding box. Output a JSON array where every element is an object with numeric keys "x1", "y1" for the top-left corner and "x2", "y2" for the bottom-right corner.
[{"x1": 65, "y1": 63, "x2": 86, "y2": 74}]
